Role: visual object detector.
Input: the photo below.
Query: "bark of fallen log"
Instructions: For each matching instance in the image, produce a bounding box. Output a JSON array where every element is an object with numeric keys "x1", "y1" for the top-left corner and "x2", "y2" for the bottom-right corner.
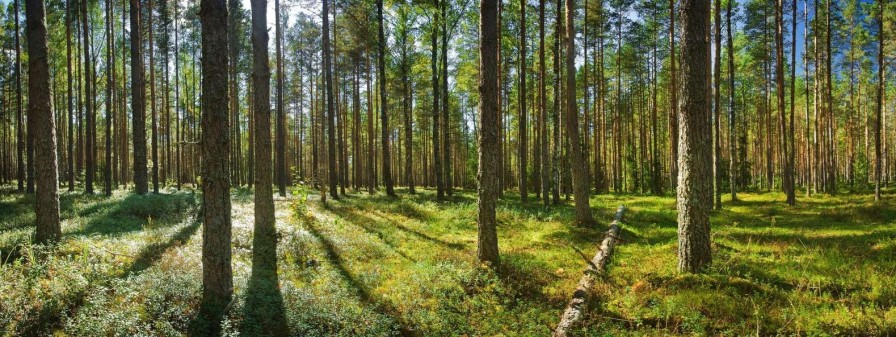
[{"x1": 553, "y1": 205, "x2": 626, "y2": 337}]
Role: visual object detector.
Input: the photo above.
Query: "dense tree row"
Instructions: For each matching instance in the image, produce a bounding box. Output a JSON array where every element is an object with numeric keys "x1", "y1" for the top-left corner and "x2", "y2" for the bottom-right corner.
[{"x1": 0, "y1": 0, "x2": 891, "y2": 321}]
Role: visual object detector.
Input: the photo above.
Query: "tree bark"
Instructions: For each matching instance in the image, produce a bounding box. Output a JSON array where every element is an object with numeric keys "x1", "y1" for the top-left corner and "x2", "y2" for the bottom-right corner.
[
  {"x1": 677, "y1": 0, "x2": 712, "y2": 273},
  {"x1": 875, "y1": 0, "x2": 885, "y2": 201},
  {"x1": 132, "y1": 0, "x2": 148, "y2": 195},
  {"x1": 478, "y1": 0, "x2": 500, "y2": 266},
  {"x1": 199, "y1": 0, "x2": 233, "y2": 320},
  {"x1": 566, "y1": 0, "x2": 594, "y2": 227},
  {"x1": 251, "y1": 0, "x2": 277, "y2": 273},
  {"x1": 325, "y1": 0, "x2": 339, "y2": 199},
  {"x1": 82, "y1": 0, "x2": 95, "y2": 194},
  {"x1": 15, "y1": 0, "x2": 24, "y2": 193},
  {"x1": 728, "y1": 0, "x2": 737, "y2": 201},
  {"x1": 553, "y1": 205, "x2": 626, "y2": 337},
  {"x1": 379, "y1": 0, "x2": 395, "y2": 197},
  {"x1": 519, "y1": 0, "x2": 528, "y2": 203},
  {"x1": 275, "y1": 0, "x2": 287, "y2": 197},
  {"x1": 26, "y1": 0, "x2": 61, "y2": 244},
  {"x1": 713, "y1": 0, "x2": 722, "y2": 210}
]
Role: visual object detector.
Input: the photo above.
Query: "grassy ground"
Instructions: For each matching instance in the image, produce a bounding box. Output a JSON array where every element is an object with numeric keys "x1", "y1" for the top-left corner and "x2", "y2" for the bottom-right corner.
[{"x1": 1, "y1": 186, "x2": 895, "y2": 336}]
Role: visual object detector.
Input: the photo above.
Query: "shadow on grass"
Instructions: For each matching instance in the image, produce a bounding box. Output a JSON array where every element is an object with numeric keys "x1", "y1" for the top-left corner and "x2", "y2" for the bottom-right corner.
[
  {"x1": 303, "y1": 216, "x2": 413, "y2": 336},
  {"x1": 240, "y1": 268, "x2": 290, "y2": 337},
  {"x1": 68, "y1": 192, "x2": 197, "y2": 237},
  {"x1": 335, "y1": 205, "x2": 465, "y2": 251},
  {"x1": 124, "y1": 220, "x2": 201, "y2": 277}
]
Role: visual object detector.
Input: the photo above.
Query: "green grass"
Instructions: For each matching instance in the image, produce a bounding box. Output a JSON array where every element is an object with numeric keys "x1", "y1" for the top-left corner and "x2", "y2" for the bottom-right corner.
[{"x1": 1, "y1": 186, "x2": 895, "y2": 336}]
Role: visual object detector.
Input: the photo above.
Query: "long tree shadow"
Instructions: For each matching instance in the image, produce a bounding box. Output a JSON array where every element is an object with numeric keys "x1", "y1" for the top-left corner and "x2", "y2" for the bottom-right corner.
[
  {"x1": 69, "y1": 193, "x2": 197, "y2": 237},
  {"x1": 124, "y1": 220, "x2": 201, "y2": 277},
  {"x1": 303, "y1": 216, "x2": 415, "y2": 336},
  {"x1": 240, "y1": 267, "x2": 290, "y2": 336},
  {"x1": 336, "y1": 205, "x2": 466, "y2": 251}
]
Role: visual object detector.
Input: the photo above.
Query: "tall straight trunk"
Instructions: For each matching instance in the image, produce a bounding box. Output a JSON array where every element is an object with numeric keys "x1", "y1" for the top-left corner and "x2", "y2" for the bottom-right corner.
[
  {"x1": 251, "y1": 0, "x2": 276, "y2": 273},
  {"x1": 552, "y1": 0, "x2": 561, "y2": 205},
  {"x1": 132, "y1": 0, "x2": 148, "y2": 195},
  {"x1": 366, "y1": 51, "x2": 375, "y2": 194},
  {"x1": 781, "y1": 0, "x2": 794, "y2": 199},
  {"x1": 199, "y1": 0, "x2": 233, "y2": 321},
  {"x1": 539, "y1": 0, "x2": 549, "y2": 206},
  {"x1": 875, "y1": 0, "x2": 884, "y2": 201},
  {"x1": 275, "y1": 0, "x2": 287, "y2": 197},
  {"x1": 727, "y1": 0, "x2": 737, "y2": 201},
  {"x1": 789, "y1": 0, "x2": 797, "y2": 199},
  {"x1": 519, "y1": 0, "x2": 528, "y2": 202},
  {"x1": 15, "y1": 0, "x2": 25, "y2": 193},
  {"x1": 162, "y1": 0, "x2": 170, "y2": 187},
  {"x1": 228, "y1": 0, "x2": 240, "y2": 187},
  {"x1": 27, "y1": 0, "x2": 61, "y2": 244},
  {"x1": 122, "y1": 0, "x2": 130, "y2": 187},
  {"x1": 478, "y1": 0, "x2": 500, "y2": 266},
  {"x1": 66, "y1": 0, "x2": 74, "y2": 192},
  {"x1": 325, "y1": 0, "x2": 339, "y2": 199},
  {"x1": 432, "y1": 11, "x2": 443, "y2": 200},
  {"x1": 677, "y1": 0, "x2": 712, "y2": 273},
  {"x1": 378, "y1": 0, "x2": 395, "y2": 197},
  {"x1": 825, "y1": 0, "x2": 835, "y2": 194},
  {"x1": 441, "y1": 1, "x2": 451, "y2": 196},
  {"x1": 175, "y1": 0, "x2": 181, "y2": 190},
  {"x1": 669, "y1": 0, "x2": 678, "y2": 191},
  {"x1": 713, "y1": 0, "x2": 722, "y2": 210},
  {"x1": 105, "y1": 0, "x2": 114, "y2": 195},
  {"x1": 401, "y1": 6, "x2": 414, "y2": 194},
  {"x1": 83, "y1": 0, "x2": 95, "y2": 194},
  {"x1": 150, "y1": 0, "x2": 159, "y2": 193},
  {"x1": 566, "y1": 0, "x2": 594, "y2": 226}
]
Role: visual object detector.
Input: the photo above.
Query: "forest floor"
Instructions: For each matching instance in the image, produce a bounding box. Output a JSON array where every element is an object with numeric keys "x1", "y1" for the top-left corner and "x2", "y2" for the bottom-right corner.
[{"x1": 1, "y1": 186, "x2": 895, "y2": 336}]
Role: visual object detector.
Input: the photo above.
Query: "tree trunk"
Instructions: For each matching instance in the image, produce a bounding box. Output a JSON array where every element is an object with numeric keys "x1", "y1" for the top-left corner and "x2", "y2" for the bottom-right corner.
[
  {"x1": 66, "y1": 0, "x2": 74, "y2": 192},
  {"x1": 132, "y1": 0, "x2": 148, "y2": 195},
  {"x1": 432, "y1": 9, "x2": 443, "y2": 200},
  {"x1": 566, "y1": 0, "x2": 594, "y2": 227},
  {"x1": 378, "y1": 0, "x2": 395, "y2": 197},
  {"x1": 669, "y1": 0, "x2": 678, "y2": 191},
  {"x1": 275, "y1": 0, "x2": 287, "y2": 197},
  {"x1": 15, "y1": 0, "x2": 25, "y2": 193},
  {"x1": 82, "y1": 0, "x2": 95, "y2": 194},
  {"x1": 713, "y1": 0, "x2": 722, "y2": 210},
  {"x1": 150, "y1": 0, "x2": 159, "y2": 193},
  {"x1": 199, "y1": 0, "x2": 233, "y2": 322},
  {"x1": 728, "y1": 0, "x2": 737, "y2": 201},
  {"x1": 104, "y1": 0, "x2": 114, "y2": 195},
  {"x1": 519, "y1": 0, "x2": 528, "y2": 203},
  {"x1": 677, "y1": 0, "x2": 712, "y2": 273},
  {"x1": 26, "y1": 0, "x2": 61, "y2": 244},
  {"x1": 776, "y1": 0, "x2": 795, "y2": 205},
  {"x1": 875, "y1": 0, "x2": 884, "y2": 201},
  {"x1": 478, "y1": 0, "x2": 500, "y2": 266},
  {"x1": 251, "y1": 0, "x2": 277, "y2": 273},
  {"x1": 553, "y1": 205, "x2": 626, "y2": 337},
  {"x1": 325, "y1": 0, "x2": 339, "y2": 199},
  {"x1": 540, "y1": 0, "x2": 550, "y2": 207}
]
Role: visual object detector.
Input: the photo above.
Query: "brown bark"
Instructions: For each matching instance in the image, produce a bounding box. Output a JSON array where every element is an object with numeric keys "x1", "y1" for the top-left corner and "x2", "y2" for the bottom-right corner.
[
  {"x1": 26, "y1": 0, "x2": 61, "y2": 244},
  {"x1": 566, "y1": 0, "x2": 594, "y2": 227},
  {"x1": 251, "y1": 0, "x2": 277, "y2": 277},
  {"x1": 378, "y1": 0, "x2": 395, "y2": 197},
  {"x1": 82, "y1": 0, "x2": 95, "y2": 194},
  {"x1": 132, "y1": 0, "x2": 148, "y2": 195},
  {"x1": 677, "y1": 0, "x2": 712, "y2": 273},
  {"x1": 519, "y1": 0, "x2": 528, "y2": 202},
  {"x1": 199, "y1": 0, "x2": 233, "y2": 319},
  {"x1": 478, "y1": 0, "x2": 500, "y2": 266}
]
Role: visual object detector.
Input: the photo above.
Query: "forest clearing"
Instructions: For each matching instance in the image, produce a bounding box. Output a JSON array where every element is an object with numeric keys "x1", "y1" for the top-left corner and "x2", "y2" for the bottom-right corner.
[{"x1": 0, "y1": 0, "x2": 894, "y2": 334}]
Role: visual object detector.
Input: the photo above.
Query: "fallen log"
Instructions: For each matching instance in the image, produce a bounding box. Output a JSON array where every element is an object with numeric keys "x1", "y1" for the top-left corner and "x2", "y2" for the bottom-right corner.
[{"x1": 553, "y1": 205, "x2": 626, "y2": 337}]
